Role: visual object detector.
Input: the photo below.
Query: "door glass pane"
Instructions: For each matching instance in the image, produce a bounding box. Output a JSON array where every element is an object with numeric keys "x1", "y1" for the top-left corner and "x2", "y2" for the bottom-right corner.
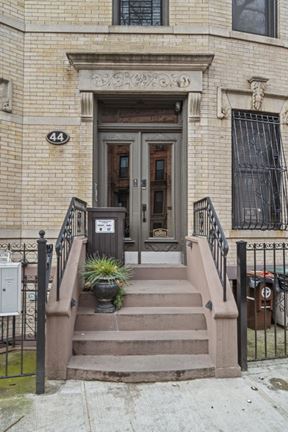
[
  {"x1": 149, "y1": 144, "x2": 173, "y2": 237},
  {"x1": 107, "y1": 144, "x2": 130, "y2": 237}
]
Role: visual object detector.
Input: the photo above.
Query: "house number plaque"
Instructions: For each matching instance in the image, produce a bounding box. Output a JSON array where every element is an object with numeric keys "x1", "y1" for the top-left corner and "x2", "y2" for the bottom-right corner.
[{"x1": 46, "y1": 131, "x2": 70, "y2": 145}]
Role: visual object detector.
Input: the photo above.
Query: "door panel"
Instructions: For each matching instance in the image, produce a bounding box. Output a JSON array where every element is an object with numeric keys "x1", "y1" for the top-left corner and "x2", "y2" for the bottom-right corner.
[{"x1": 99, "y1": 131, "x2": 182, "y2": 264}]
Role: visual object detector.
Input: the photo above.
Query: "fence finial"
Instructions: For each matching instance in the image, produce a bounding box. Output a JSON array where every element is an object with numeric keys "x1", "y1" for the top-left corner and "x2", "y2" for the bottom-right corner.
[{"x1": 39, "y1": 230, "x2": 45, "y2": 239}]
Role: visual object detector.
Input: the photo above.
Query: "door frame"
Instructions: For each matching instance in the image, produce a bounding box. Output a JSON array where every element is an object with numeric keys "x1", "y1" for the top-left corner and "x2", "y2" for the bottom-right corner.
[{"x1": 93, "y1": 96, "x2": 188, "y2": 264}]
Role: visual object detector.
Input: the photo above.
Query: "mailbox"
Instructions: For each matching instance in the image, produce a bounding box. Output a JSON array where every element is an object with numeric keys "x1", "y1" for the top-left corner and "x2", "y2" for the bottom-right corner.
[{"x1": 0, "y1": 262, "x2": 22, "y2": 316}]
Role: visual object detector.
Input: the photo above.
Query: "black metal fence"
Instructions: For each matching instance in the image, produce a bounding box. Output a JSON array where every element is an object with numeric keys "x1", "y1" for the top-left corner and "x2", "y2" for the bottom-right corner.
[
  {"x1": 0, "y1": 233, "x2": 53, "y2": 394},
  {"x1": 55, "y1": 197, "x2": 87, "y2": 301},
  {"x1": 237, "y1": 241, "x2": 288, "y2": 370},
  {"x1": 193, "y1": 197, "x2": 229, "y2": 301}
]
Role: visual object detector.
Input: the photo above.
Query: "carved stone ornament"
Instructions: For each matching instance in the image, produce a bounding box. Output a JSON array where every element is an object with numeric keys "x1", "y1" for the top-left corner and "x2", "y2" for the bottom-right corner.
[
  {"x1": 0, "y1": 78, "x2": 13, "y2": 113},
  {"x1": 188, "y1": 92, "x2": 202, "y2": 122},
  {"x1": 217, "y1": 87, "x2": 230, "y2": 119},
  {"x1": 81, "y1": 92, "x2": 93, "y2": 120},
  {"x1": 248, "y1": 77, "x2": 269, "y2": 111},
  {"x1": 92, "y1": 71, "x2": 192, "y2": 90},
  {"x1": 79, "y1": 69, "x2": 203, "y2": 93}
]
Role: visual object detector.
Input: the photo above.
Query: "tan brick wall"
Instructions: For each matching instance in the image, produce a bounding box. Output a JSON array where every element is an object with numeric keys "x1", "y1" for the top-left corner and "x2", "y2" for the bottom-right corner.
[
  {"x1": 1, "y1": 1, "x2": 288, "y2": 263},
  {"x1": 0, "y1": 3, "x2": 24, "y2": 237},
  {"x1": 1, "y1": 0, "x2": 25, "y2": 21}
]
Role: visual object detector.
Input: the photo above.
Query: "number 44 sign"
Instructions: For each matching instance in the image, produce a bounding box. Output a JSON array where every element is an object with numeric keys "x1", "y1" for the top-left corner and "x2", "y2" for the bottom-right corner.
[{"x1": 46, "y1": 131, "x2": 70, "y2": 145}]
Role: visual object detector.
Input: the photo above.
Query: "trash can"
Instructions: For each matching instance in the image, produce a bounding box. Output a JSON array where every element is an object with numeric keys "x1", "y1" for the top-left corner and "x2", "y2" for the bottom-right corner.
[
  {"x1": 275, "y1": 273, "x2": 288, "y2": 328},
  {"x1": 247, "y1": 271, "x2": 274, "y2": 330},
  {"x1": 87, "y1": 207, "x2": 126, "y2": 263}
]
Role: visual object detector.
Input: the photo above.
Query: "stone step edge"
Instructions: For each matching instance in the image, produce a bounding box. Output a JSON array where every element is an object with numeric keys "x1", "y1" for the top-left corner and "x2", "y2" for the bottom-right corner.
[
  {"x1": 73, "y1": 329, "x2": 208, "y2": 342},
  {"x1": 66, "y1": 354, "x2": 215, "y2": 382},
  {"x1": 76, "y1": 306, "x2": 205, "y2": 315}
]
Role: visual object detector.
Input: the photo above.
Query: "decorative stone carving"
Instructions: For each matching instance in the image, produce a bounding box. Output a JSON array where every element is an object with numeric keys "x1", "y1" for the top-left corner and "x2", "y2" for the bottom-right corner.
[
  {"x1": 280, "y1": 100, "x2": 288, "y2": 125},
  {"x1": 188, "y1": 92, "x2": 201, "y2": 122},
  {"x1": 92, "y1": 71, "x2": 192, "y2": 90},
  {"x1": 217, "y1": 87, "x2": 229, "y2": 119},
  {"x1": 79, "y1": 70, "x2": 202, "y2": 93},
  {"x1": 248, "y1": 77, "x2": 269, "y2": 111},
  {"x1": 81, "y1": 92, "x2": 93, "y2": 120},
  {"x1": 0, "y1": 78, "x2": 13, "y2": 113}
]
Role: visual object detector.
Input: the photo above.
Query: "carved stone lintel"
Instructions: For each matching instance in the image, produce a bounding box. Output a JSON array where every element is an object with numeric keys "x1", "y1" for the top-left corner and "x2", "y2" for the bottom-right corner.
[
  {"x1": 79, "y1": 70, "x2": 202, "y2": 93},
  {"x1": 188, "y1": 92, "x2": 201, "y2": 122},
  {"x1": 81, "y1": 92, "x2": 93, "y2": 121},
  {"x1": 0, "y1": 78, "x2": 13, "y2": 113},
  {"x1": 217, "y1": 87, "x2": 229, "y2": 119},
  {"x1": 248, "y1": 76, "x2": 269, "y2": 111}
]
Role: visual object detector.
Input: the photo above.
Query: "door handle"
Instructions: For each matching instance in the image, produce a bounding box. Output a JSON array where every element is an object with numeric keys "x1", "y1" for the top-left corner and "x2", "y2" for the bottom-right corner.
[{"x1": 142, "y1": 204, "x2": 147, "y2": 223}]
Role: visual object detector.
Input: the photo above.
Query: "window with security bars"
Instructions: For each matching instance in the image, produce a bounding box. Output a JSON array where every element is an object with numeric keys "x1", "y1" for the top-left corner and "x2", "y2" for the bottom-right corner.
[
  {"x1": 232, "y1": 0, "x2": 277, "y2": 38},
  {"x1": 113, "y1": 0, "x2": 166, "y2": 26},
  {"x1": 232, "y1": 111, "x2": 288, "y2": 230}
]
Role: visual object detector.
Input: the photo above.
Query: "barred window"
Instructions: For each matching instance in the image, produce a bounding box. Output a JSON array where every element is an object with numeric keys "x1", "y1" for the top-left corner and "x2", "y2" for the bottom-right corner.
[
  {"x1": 232, "y1": 111, "x2": 288, "y2": 230},
  {"x1": 113, "y1": 0, "x2": 168, "y2": 26},
  {"x1": 232, "y1": 0, "x2": 277, "y2": 37}
]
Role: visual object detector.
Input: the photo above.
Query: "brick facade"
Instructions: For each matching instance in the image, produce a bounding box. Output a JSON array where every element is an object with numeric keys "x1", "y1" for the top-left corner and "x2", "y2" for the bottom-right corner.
[{"x1": 1, "y1": 1, "x2": 288, "y2": 263}]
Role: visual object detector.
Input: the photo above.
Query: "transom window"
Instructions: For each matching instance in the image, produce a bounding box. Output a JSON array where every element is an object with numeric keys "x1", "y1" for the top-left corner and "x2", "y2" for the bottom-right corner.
[
  {"x1": 232, "y1": 111, "x2": 288, "y2": 230},
  {"x1": 113, "y1": 0, "x2": 168, "y2": 26},
  {"x1": 232, "y1": 0, "x2": 277, "y2": 38}
]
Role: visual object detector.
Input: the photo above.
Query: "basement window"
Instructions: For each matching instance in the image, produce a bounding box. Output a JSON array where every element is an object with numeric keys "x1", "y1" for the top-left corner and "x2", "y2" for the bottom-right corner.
[
  {"x1": 232, "y1": 0, "x2": 277, "y2": 38},
  {"x1": 113, "y1": 0, "x2": 168, "y2": 26},
  {"x1": 232, "y1": 110, "x2": 288, "y2": 230}
]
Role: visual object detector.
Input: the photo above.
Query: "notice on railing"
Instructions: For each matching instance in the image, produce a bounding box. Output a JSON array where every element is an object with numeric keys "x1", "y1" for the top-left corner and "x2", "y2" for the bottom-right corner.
[{"x1": 95, "y1": 219, "x2": 115, "y2": 234}]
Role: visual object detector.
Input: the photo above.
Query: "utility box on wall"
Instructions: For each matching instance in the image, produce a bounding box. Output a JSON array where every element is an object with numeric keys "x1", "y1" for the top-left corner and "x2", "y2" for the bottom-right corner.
[
  {"x1": 87, "y1": 208, "x2": 126, "y2": 263},
  {"x1": 0, "y1": 262, "x2": 22, "y2": 316}
]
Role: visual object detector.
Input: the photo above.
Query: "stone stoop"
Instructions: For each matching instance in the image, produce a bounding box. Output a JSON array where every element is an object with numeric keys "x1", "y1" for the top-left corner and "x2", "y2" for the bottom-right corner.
[{"x1": 67, "y1": 269, "x2": 215, "y2": 383}]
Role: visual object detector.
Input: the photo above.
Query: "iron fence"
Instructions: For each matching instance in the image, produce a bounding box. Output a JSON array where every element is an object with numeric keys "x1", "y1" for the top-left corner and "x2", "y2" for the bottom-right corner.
[
  {"x1": 0, "y1": 235, "x2": 53, "y2": 387},
  {"x1": 237, "y1": 241, "x2": 288, "y2": 370},
  {"x1": 193, "y1": 197, "x2": 229, "y2": 302}
]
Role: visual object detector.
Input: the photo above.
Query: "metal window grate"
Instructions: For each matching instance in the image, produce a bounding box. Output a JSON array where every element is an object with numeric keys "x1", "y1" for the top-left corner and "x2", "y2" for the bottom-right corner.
[
  {"x1": 120, "y1": 0, "x2": 162, "y2": 26},
  {"x1": 232, "y1": 110, "x2": 288, "y2": 230}
]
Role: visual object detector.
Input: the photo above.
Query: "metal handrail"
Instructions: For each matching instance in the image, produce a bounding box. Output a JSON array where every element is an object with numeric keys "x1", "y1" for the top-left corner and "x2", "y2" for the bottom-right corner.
[
  {"x1": 193, "y1": 197, "x2": 229, "y2": 302},
  {"x1": 55, "y1": 197, "x2": 87, "y2": 301}
]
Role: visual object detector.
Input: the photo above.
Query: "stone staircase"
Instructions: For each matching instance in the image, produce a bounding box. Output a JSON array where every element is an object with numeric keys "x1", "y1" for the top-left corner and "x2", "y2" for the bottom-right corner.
[{"x1": 67, "y1": 266, "x2": 215, "y2": 382}]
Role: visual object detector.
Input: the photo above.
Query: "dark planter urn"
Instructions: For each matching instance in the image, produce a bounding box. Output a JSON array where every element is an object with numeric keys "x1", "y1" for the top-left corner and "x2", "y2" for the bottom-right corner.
[{"x1": 93, "y1": 279, "x2": 118, "y2": 313}]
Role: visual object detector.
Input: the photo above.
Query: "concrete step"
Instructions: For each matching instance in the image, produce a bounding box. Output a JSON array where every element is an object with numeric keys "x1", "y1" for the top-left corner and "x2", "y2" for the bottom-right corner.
[
  {"x1": 75, "y1": 307, "x2": 207, "y2": 331},
  {"x1": 79, "y1": 280, "x2": 201, "y2": 308},
  {"x1": 67, "y1": 354, "x2": 215, "y2": 383},
  {"x1": 130, "y1": 265, "x2": 187, "y2": 280},
  {"x1": 72, "y1": 330, "x2": 209, "y2": 356}
]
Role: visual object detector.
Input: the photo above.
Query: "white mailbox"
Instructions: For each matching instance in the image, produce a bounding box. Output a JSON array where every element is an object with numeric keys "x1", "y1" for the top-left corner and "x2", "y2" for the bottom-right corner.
[{"x1": 0, "y1": 262, "x2": 22, "y2": 316}]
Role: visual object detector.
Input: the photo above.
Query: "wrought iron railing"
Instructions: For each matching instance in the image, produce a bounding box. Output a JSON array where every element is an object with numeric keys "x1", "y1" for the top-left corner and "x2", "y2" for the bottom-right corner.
[
  {"x1": 193, "y1": 197, "x2": 229, "y2": 302},
  {"x1": 55, "y1": 197, "x2": 87, "y2": 301}
]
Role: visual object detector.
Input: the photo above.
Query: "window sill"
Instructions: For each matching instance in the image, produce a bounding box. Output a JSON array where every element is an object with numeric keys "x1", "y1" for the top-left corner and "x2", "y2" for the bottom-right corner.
[
  {"x1": 228, "y1": 230, "x2": 288, "y2": 239},
  {"x1": 230, "y1": 30, "x2": 285, "y2": 48}
]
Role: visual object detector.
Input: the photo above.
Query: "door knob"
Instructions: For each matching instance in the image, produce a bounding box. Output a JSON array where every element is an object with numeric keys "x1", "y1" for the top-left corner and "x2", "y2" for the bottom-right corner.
[{"x1": 142, "y1": 204, "x2": 147, "y2": 223}]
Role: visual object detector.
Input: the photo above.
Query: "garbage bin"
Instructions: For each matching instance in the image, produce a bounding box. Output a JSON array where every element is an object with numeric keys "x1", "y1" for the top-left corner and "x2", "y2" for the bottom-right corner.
[
  {"x1": 275, "y1": 273, "x2": 288, "y2": 328},
  {"x1": 87, "y1": 207, "x2": 126, "y2": 263},
  {"x1": 247, "y1": 271, "x2": 274, "y2": 330}
]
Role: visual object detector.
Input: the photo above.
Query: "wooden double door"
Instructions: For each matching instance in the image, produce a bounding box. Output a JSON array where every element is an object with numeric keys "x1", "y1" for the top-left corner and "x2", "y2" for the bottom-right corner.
[{"x1": 97, "y1": 131, "x2": 184, "y2": 264}]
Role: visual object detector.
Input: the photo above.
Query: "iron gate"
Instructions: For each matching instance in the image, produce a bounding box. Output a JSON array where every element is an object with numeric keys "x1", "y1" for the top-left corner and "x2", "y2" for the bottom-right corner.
[
  {"x1": 0, "y1": 234, "x2": 53, "y2": 393},
  {"x1": 237, "y1": 241, "x2": 288, "y2": 370}
]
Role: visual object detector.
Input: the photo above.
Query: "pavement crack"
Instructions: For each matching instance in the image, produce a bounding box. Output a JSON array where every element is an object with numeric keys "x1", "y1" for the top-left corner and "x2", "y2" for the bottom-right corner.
[
  {"x1": 3, "y1": 415, "x2": 25, "y2": 432},
  {"x1": 82, "y1": 382, "x2": 93, "y2": 432}
]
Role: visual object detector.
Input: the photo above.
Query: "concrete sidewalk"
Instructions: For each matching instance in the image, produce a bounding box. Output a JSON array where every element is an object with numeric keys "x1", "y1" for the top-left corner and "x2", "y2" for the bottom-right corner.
[{"x1": 1, "y1": 360, "x2": 288, "y2": 432}]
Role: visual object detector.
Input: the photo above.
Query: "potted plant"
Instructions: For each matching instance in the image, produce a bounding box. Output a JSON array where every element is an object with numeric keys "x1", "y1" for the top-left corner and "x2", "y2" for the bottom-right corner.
[{"x1": 83, "y1": 256, "x2": 131, "y2": 313}]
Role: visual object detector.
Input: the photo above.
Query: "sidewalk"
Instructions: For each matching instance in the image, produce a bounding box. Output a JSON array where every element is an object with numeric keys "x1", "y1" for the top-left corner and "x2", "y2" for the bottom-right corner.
[{"x1": 1, "y1": 360, "x2": 288, "y2": 432}]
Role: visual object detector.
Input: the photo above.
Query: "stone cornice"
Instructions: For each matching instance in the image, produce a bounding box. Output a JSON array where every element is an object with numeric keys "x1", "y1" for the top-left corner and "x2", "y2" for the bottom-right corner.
[{"x1": 66, "y1": 53, "x2": 214, "y2": 72}]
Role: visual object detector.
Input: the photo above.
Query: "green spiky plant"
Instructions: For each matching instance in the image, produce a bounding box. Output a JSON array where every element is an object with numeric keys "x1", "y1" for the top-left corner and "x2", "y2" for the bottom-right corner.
[{"x1": 83, "y1": 256, "x2": 131, "y2": 310}]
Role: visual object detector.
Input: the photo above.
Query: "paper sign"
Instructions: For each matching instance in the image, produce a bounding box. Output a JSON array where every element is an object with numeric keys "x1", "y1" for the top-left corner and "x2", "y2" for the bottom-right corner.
[{"x1": 95, "y1": 219, "x2": 115, "y2": 234}]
